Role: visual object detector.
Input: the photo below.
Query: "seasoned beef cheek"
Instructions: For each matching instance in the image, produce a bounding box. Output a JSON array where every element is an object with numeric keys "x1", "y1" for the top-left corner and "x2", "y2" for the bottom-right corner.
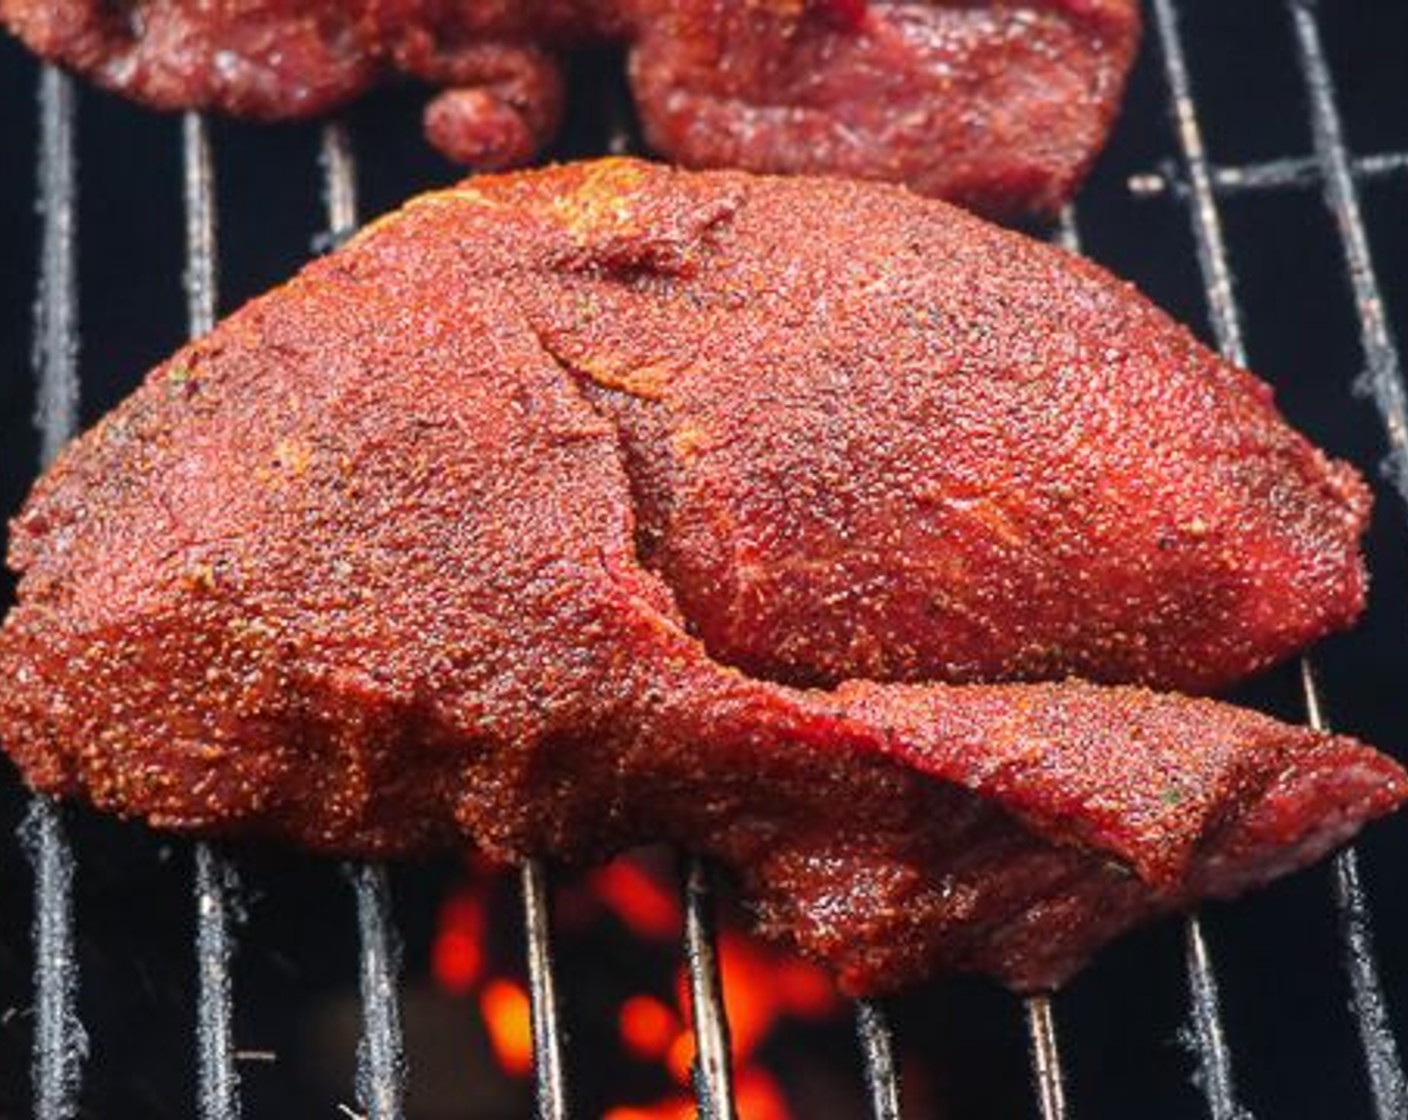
[
  {"x1": 0, "y1": 161, "x2": 1400, "y2": 993},
  {"x1": 0, "y1": 0, "x2": 1139, "y2": 219}
]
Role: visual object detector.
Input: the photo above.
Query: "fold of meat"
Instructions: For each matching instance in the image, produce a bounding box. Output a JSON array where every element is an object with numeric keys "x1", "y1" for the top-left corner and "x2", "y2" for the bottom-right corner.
[
  {"x1": 0, "y1": 0, "x2": 1139, "y2": 218},
  {"x1": 0, "y1": 160, "x2": 1400, "y2": 993}
]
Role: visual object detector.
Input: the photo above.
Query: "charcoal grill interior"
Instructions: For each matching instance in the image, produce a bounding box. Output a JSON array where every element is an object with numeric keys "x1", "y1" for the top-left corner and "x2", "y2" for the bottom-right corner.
[{"x1": 3, "y1": 5, "x2": 1408, "y2": 1118}]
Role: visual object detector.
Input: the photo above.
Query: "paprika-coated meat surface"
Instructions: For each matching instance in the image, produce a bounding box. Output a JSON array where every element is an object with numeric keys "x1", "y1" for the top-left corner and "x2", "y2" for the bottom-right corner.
[
  {"x1": 0, "y1": 161, "x2": 1400, "y2": 993},
  {"x1": 0, "y1": 0, "x2": 1140, "y2": 219}
]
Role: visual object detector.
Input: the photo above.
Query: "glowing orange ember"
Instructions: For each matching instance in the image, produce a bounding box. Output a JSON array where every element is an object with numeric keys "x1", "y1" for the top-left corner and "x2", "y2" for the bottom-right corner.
[
  {"x1": 774, "y1": 956, "x2": 838, "y2": 1020},
  {"x1": 434, "y1": 928, "x2": 482, "y2": 994},
  {"x1": 736, "y1": 1068, "x2": 791, "y2": 1120},
  {"x1": 590, "y1": 859, "x2": 681, "y2": 940},
  {"x1": 432, "y1": 891, "x2": 486, "y2": 994},
  {"x1": 480, "y1": 977, "x2": 534, "y2": 1078},
  {"x1": 667, "y1": 1031, "x2": 694, "y2": 1085},
  {"x1": 603, "y1": 1101, "x2": 693, "y2": 1120},
  {"x1": 603, "y1": 1069, "x2": 791, "y2": 1120},
  {"x1": 717, "y1": 933, "x2": 777, "y2": 1057},
  {"x1": 620, "y1": 994, "x2": 680, "y2": 1061},
  {"x1": 431, "y1": 855, "x2": 843, "y2": 1117}
]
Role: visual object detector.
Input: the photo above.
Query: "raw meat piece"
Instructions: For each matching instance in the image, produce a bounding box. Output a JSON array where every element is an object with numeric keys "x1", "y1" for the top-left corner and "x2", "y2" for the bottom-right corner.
[
  {"x1": 1, "y1": 161, "x2": 1397, "y2": 992},
  {"x1": 0, "y1": 0, "x2": 1140, "y2": 218}
]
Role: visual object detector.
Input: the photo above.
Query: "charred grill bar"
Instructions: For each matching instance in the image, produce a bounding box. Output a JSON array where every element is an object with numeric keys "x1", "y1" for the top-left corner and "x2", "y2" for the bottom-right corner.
[{"x1": 13, "y1": 1, "x2": 1408, "y2": 1115}]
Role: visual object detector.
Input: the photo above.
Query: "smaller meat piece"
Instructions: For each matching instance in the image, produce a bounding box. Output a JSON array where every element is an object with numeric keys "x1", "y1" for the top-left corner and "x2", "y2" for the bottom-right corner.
[{"x1": 0, "y1": 0, "x2": 1141, "y2": 219}]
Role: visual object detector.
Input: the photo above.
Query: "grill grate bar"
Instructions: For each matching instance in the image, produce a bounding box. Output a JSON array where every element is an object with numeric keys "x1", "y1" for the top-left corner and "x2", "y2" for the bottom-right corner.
[
  {"x1": 1149, "y1": 0, "x2": 1247, "y2": 366},
  {"x1": 521, "y1": 860, "x2": 569, "y2": 1119},
  {"x1": 321, "y1": 119, "x2": 360, "y2": 240},
  {"x1": 1147, "y1": 5, "x2": 1263, "y2": 1115},
  {"x1": 1288, "y1": 0, "x2": 1408, "y2": 504},
  {"x1": 349, "y1": 864, "x2": 407, "y2": 1120},
  {"x1": 194, "y1": 843, "x2": 241, "y2": 1120},
  {"x1": 34, "y1": 66, "x2": 80, "y2": 468},
  {"x1": 1331, "y1": 844, "x2": 1408, "y2": 1119},
  {"x1": 23, "y1": 800, "x2": 82, "y2": 1120},
  {"x1": 681, "y1": 854, "x2": 738, "y2": 1120},
  {"x1": 1181, "y1": 916, "x2": 1243, "y2": 1120},
  {"x1": 25, "y1": 64, "x2": 85, "y2": 1120},
  {"x1": 1151, "y1": 4, "x2": 1408, "y2": 1117},
  {"x1": 1127, "y1": 150, "x2": 1408, "y2": 199},
  {"x1": 318, "y1": 121, "x2": 410, "y2": 1120},
  {"x1": 1299, "y1": 651, "x2": 1407, "y2": 1118},
  {"x1": 855, "y1": 1000, "x2": 902, "y2": 1120},
  {"x1": 1053, "y1": 205, "x2": 1082, "y2": 255},
  {"x1": 182, "y1": 110, "x2": 243, "y2": 1120},
  {"x1": 1025, "y1": 996, "x2": 1069, "y2": 1120},
  {"x1": 183, "y1": 112, "x2": 219, "y2": 337}
]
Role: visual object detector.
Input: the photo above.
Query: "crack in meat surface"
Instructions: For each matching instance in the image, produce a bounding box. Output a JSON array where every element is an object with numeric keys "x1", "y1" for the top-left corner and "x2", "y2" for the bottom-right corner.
[
  {"x1": 0, "y1": 160, "x2": 1401, "y2": 993},
  {"x1": 0, "y1": 0, "x2": 1141, "y2": 219}
]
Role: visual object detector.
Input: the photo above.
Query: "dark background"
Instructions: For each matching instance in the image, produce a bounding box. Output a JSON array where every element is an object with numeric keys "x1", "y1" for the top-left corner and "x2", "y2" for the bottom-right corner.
[{"x1": 3, "y1": 3, "x2": 1408, "y2": 1117}]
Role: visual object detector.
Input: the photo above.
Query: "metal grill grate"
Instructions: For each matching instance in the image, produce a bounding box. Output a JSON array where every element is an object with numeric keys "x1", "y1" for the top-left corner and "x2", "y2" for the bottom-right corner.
[
  {"x1": 26, "y1": 64, "x2": 83, "y2": 1120},
  {"x1": 11, "y1": 1, "x2": 1408, "y2": 1116}
]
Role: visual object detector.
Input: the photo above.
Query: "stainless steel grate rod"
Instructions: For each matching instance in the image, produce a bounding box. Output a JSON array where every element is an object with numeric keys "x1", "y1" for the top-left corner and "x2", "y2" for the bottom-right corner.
[
  {"x1": 1146, "y1": 4, "x2": 1252, "y2": 1116},
  {"x1": 26, "y1": 64, "x2": 85, "y2": 1120},
  {"x1": 1149, "y1": 0, "x2": 1247, "y2": 367},
  {"x1": 34, "y1": 66, "x2": 80, "y2": 467},
  {"x1": 520, "y1": 859, "x2": 569, "y2": 1120},
  {"x1": 182, "y1": 109, "x2": 243, "y2": 1120},
  {"x1": 1298, "y1": 657, "x2": 1408, "y2": 1120},
  {"x1": 322, "y1": 118, "x2": 360, "y2": 242},
  {"x1": 1288, "y1": 0, "x2": 1408, "y2": 505},
  {"x1": 681, "y1": 854, "x2": 738, "y2": 1120},
  {"x1": 855, "y1": 1000, "x2": 902, "y2": 1120},
  {"x1": 349, "y1": 863, "x2": 407, "y2": 1120},
  {"x1": 1025, "y1": 995, "x2": 1069, "y2": 1120},
  {"x1": 1181, "y1": 915, "x2": 1244, "y2": 1120},
  {"x1": 1127, "y1": 150, "x2": 1408, "y2": 199},
  {"x1": 1151, "y1": 4, "x2": 1408, "y2": 1118},
  {"x1": 1331, "y1": 842, "x2": 1408, "y2": 1120},
  {"x1": 194, "y1": 842, "x2": 241, "y2": 1120},
  {"x1": 23, "y1": 799, "x2": 82, "y2": 1120}
]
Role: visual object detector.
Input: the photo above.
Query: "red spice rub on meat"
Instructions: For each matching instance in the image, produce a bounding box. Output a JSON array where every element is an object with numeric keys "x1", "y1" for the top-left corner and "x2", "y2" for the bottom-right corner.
[
  {"x1": 0, "y1": 0, "x2": 1140, "y2": 219},
  {"x1": 0, "y1": 161, "x2": 1400, "y2": 993}
]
